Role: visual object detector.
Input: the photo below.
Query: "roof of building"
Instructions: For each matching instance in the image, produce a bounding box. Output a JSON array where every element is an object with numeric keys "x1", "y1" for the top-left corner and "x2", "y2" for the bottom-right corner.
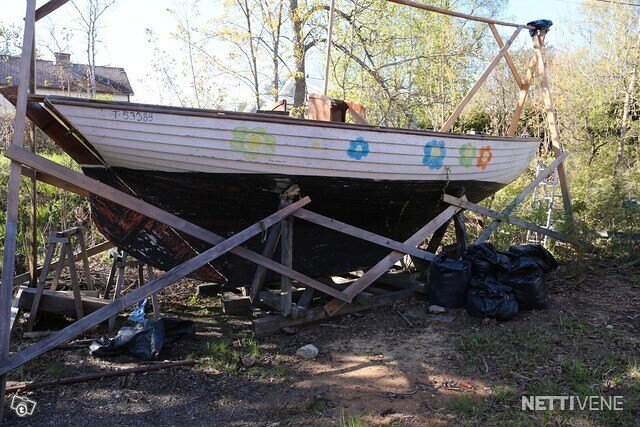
[{"x1": 0, "y1": 55, "x2": 134, "y2": 95}]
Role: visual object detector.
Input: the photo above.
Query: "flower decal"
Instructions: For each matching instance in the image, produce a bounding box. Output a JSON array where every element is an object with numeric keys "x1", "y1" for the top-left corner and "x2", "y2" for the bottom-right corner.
[
  {"x1": 422, "y1": 140, "x2": 446, "y2": 170},
  {"x1": 458, "y1": 143, "x2": 477, "y2": 168},
  {"x1": 230, "y1": 126, "x2": 276, "y2": 160},
  {"x1": 347, "y1": 137, "x2": 369, "y2": 160},
  {"x1": 477, "y1": 145, "x2": 493, "y2": 170}
]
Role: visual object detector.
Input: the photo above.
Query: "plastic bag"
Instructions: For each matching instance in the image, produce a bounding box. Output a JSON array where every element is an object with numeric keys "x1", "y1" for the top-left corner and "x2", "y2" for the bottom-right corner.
[
  {"x1": 505, "y1": 244, "x2": 558, "y2": 273},
  {"x1": 499, "y1": 264, "x2": 550, "y2": 310},
  {"x1": 427, "y1": 253, "x2": 471, "y2": 308},
  {"x1": 465, "y1": 278, "x2": 519, "y2": 320},
  {"x1": 463, "y1": 243, "x2": 502, "y2": 277},
  {"x1": 90, "y1": 317, "x2": 195, "y2": 360}
]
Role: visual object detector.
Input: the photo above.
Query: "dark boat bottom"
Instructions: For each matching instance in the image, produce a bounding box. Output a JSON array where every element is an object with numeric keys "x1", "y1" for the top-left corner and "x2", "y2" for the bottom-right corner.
[{"x1": 83, "y1": 168, "x2": 504, "y2": 286}]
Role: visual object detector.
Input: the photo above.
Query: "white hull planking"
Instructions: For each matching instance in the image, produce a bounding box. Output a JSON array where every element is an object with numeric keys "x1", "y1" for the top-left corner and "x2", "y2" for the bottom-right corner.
[{"x1": 50, "y1": 101, "x2": 539, "y2": 183}]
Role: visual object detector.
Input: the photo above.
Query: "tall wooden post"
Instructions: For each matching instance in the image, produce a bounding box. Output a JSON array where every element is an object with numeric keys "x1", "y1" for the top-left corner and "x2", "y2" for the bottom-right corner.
[
  {"x1": 532, "y1": 31, "x2": 574, "y2": 223},
  {"x1": 0, "y1": 1, "x2": 36, "y2": 419},
  {"x1": 29, "y1": 37, "x2": 38, "y2": 287},
  {"x1": 322, "y1": 0, "x2": 336, "y2": 96}
]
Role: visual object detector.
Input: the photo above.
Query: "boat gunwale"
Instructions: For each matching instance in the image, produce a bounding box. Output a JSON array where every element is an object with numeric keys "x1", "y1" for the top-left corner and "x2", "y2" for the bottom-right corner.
[{"x1": 43, "y1": 95, "x2": 537, "y2": 143}]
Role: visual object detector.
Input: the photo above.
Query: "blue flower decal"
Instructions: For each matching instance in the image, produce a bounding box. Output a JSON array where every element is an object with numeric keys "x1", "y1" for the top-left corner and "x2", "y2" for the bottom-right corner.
[
  {"x1": 422, "y1": 140, "x2": 446, "y2": 169},
  {"x1": 347, "y1": 137, "x2": 370, "y2": 160}
]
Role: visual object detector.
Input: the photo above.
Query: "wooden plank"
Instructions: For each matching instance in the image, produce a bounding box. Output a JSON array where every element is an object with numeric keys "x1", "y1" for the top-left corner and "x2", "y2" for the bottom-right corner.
[
  {"x1": 386, "y1": 0, "x2": 533, "y2": 29},
  {"x1": 13, "y1": 241, "x2": 113, "y2": 287},
  {"x1": 253, "y1": 289, "x2": 415, "y2": 337},
  {"x1": 532, "y1": 33, "x2": 574, "y2": 223},
  {"x1": 0, "y1": 196, "x2": 310, "y2": 376},
  {"x1": 507, "y1": 54, "x2": 537, "y2": 136},
  {"x1": 293, "y1": 209, "x2": 436, "y2": 261},
  {"x1": 443, "y1": 194, "x2": 581, "y2": 245},
  {"x1": 147, "y1": 265, "x2": 161, "y2": 317},
  {"x1": 108, "y1": 259, "x2": 125, "y2": 331},
  {"x1": 9, "y1": 288, "x2": 24, "y2": 332},
  {"x1": 249, "y1": 223, "x2": 281, "y2": 303},
  {"x1": 476, "y1": 151, "x2": 568, "y2": 243},
  {"x1": 0, "y1": 1, "x2": 36, "y2": 417},
  {"x1": 325, "y1": 204, "x2": 461, "y2": 315},
  {"x1": 297, "y1": 288, "x2": 314, "y2": 308},
  {"x1": 5, "y1": 146, "x2": 349, "y2": 302},
  {"x1": 21, "y1": 167, "x2": 91, "y2": 197},
  {"x1": 50, "y1": 243, "x2": 68, "y2": 291},
  {"x1": 25, "y1": 242, "x2": 56, "y2": 331},
  {"x1": 488, "y1": 23, "x2": 523, "y2": 88},
  {"x1": 440, "y1": 26, "x2": 523, "y2": 132},
  {"x1": 76, "y1": 230, "x2": 93, "y2": 290},
  {"x1": 35, "y1": 0, "x2": 70, "y2": 21},
  {"x1": 65, "y1": 252, "x2": 84, "y2": 319},
  {"x1": 19, "y1": 289, "x2": 109, "y2": 317},
  {"x1": 347, "y1": 108, "x2": 369, "y2": 125},
  {"x1": 280, "y1": 216, "x2": 293, "y2": 316},
  {"x1": 221, "y1": 294, "x2": 251, "y2": 315}
]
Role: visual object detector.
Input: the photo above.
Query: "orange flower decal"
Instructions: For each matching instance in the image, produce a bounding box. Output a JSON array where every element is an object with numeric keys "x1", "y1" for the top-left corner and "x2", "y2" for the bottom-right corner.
[{"x1": 477, "y1": 145, "x2": 493, "y2": 170}]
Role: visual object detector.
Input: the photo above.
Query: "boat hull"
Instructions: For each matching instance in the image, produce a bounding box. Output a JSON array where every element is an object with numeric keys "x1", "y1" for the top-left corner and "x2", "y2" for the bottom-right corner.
[{"x1": 84, "y1": 167, "x2": 504, "y2": 286}]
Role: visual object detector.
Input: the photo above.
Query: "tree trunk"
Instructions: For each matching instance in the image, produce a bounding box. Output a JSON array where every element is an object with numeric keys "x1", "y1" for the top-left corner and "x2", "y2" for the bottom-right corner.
[
  {"x1": 289, "y1": 0, "x2": 306, "y2": 115},
  {"x1": 615, "y1": 15, "x2": 640, "y2": 176}
]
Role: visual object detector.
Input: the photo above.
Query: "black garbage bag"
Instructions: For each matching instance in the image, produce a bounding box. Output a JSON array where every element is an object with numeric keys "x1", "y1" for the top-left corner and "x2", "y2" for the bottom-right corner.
[
  {"x1": 90, "y1": 317, "x2": 195, "y2": 360},
  {"x1": 465, "y1": 278, "x2": 519, "y2": 320},
  {"x1": 427, "y1": 253, "x2": 471, "y2": 308},
  {"x1": 499, "y1": 264, "x2": 550, "y2": 310},
  {"x1": 463, "y1": 243, "x2": 504, "y2": 277},
  {"x1": 505, "y1": 244, "x2": 558, "y2": 273}
]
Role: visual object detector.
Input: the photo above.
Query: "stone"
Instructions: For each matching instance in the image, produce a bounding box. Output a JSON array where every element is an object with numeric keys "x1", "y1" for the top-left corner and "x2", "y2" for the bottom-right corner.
[
  {"x1": 428, "y1": 305, "x2": 446, "y2": 314},
  {"x1": 241, "y1": 355, "x2": 257, "y2": 367},
  {"x1": 296, "y1": 344, "x2": 318, "y2": 359}
]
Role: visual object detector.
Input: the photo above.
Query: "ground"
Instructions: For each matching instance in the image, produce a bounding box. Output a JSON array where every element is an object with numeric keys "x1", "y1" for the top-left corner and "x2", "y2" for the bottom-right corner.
[{"x1": 4, "y1": 254, "x2": 640, "y2": 426}]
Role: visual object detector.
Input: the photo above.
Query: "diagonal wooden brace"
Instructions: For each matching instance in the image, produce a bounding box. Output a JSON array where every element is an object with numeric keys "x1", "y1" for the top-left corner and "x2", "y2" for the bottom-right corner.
[
  {"x1": 475, "y1": 151, "x2": 568, "y2": 243},
  {"x1": 4, "y1": 146, "x2": 349, "y2": 302},
  {"x1": 324, "y1": 204, "x2": 461, "y2": 315},
  {"x1": 443, "y1": 194, "x2": 583, "y2": 246},
  {"x1": 0, "y1": 196, "x2": 311, "y2": 376}
]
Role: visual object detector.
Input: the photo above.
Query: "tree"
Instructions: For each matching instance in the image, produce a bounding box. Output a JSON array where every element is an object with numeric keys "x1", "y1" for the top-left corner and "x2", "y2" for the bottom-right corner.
[{"x1": 71, "y1": 0, "x2": 117, "y2": 97}]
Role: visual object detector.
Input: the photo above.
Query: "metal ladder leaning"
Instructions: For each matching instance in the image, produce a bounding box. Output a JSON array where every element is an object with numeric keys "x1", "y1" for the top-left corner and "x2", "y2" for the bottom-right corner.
[{"x1": 526, "y1": 160, "x2": 561, "y2": 246}]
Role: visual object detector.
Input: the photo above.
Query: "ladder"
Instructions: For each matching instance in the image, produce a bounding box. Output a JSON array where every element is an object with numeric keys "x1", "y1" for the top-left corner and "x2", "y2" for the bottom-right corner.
[{"x1": 526, "y1": 160, "x2": 561, "y2": 246}]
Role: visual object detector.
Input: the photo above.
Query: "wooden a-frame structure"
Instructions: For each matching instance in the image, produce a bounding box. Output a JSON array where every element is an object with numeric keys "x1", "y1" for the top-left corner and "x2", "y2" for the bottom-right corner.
[{"x1": 0, "y1": 0, "x2": 577, "y2": 419}]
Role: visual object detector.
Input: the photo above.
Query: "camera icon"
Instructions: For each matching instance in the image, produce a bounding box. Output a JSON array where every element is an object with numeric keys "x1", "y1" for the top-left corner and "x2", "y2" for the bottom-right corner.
[{"x1": 10, "y1": 395, "x2": 37, "y2": 417}]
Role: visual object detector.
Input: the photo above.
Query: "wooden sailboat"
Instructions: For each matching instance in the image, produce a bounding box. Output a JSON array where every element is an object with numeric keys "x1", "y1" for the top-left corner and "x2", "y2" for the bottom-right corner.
[{"x1": 3, "y1": 89, "x2": 539, "y2": 286}]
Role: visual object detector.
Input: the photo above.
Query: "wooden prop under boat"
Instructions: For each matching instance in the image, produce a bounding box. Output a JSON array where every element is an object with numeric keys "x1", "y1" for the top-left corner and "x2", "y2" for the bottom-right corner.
[{"x1": 3, "y1": 89, "x2": 539, "y2": 287}]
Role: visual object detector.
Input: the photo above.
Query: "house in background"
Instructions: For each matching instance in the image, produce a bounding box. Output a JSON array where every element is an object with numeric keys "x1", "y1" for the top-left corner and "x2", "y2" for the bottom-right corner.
[{"x1": 0, "y1": 52, "x2": 133, "y2": 111}]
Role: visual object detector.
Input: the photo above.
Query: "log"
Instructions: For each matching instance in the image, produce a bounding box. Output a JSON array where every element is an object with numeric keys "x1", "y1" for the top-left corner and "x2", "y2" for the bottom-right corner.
[{"x1": 6, "y1": 359, "x2": 196, "y2": 393}]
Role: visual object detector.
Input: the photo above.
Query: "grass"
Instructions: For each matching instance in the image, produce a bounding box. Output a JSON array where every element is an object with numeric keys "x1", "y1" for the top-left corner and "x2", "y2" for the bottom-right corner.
[{"x1": 449, "y1": 395, "x2": 486, "y2": 416}]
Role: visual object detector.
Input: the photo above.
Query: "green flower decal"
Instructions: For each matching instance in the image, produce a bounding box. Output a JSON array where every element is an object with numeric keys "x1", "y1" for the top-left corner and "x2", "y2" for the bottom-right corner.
[
  {"x1": 459, "y1": 143, "x2": 477, "y2": 168},
  {"x1": 230, "y1": 126, "x2": 277, "y2": 160}
]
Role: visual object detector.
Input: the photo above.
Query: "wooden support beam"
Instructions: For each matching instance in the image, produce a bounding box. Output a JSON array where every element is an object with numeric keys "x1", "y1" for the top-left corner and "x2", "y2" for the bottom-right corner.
[
  {"x1": 0, "y1": 1, "x2": 36, "y2": 418},
  {"x1": 253, "y1": 289, "x2": 415, "y2": 337},
  {"x1": 440, "y1": 26, "x2": 523, "y2": 132},
  {"x1": 325, "y1": 204, "x2": 461, "y2": 315},
  {"x1": 249, "y1": 223, "x2": 281, "y2": 303},
  {"x1": 386, "y1": 0, "x2": 533, "y2": 29},
  {"x1": 293, "y1": 209, "x2": 436, "y2": 261},
  {"x1": 0, "y1": 197, "x2": 310, "y2": 376},
  {"x1": 488, "y1": 23, "x2": 523, "y2": 88},
  {"x1": 280, "y1": 215, "x2": 293, "y2": 317},
  {"x1": 476, "y1": 143, "x2": 569, "y2": 243},
  {"x1": 507, "y1": 54, "x2": 537, "y2": 136},
  {"x1": 35, "y1": 0, "x2": 70, "y2": 21},
  {"x1": 443, "y1": 194, "x2": 582, "y2": 245},
  {"x1": 532, "y1": 32, "x2": 574, "y2": 223},
  {"x1": 4, "y1": 146, "x2": 349, "y2": 302},
  {"x1": 20, "y1": 288, "x2": 108, "y2": 318}
]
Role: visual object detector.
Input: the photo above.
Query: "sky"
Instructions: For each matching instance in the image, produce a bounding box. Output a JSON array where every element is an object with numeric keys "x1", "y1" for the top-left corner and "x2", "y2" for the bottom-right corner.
[{"x1": 0, "y1": 0, "x2": 585, "y2": 105}]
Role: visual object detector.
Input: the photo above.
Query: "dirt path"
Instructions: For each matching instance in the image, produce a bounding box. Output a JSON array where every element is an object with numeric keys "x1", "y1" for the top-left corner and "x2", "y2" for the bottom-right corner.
[{"x1": 4, "y1": 259, "x2": 640, "y2": 426}]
